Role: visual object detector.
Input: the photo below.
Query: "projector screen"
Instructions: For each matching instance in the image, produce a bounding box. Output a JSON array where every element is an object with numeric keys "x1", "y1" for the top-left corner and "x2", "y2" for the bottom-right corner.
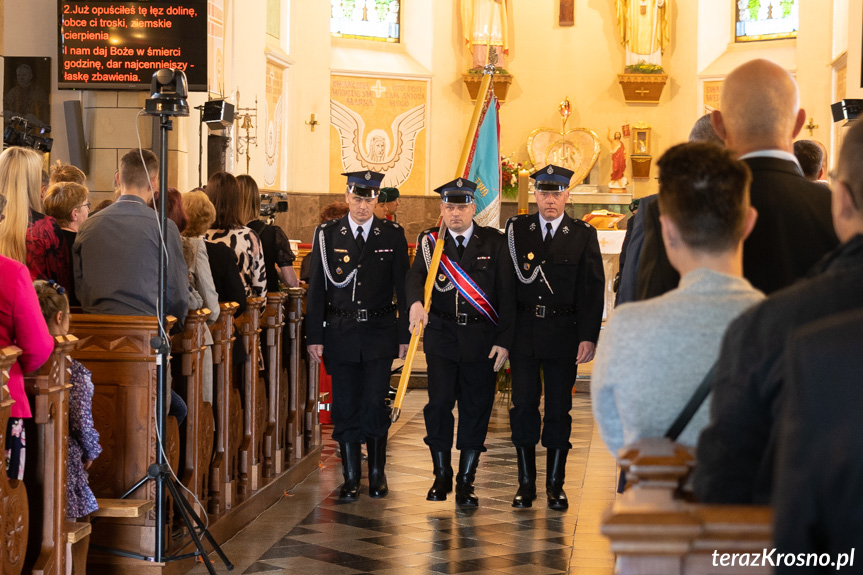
[{"x1": 58, "y1": 1, "x2": 207, "y2": 91}]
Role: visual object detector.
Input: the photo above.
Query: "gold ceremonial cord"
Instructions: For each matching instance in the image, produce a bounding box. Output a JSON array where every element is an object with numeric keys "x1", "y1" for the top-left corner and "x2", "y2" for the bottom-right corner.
[{"x1": 391, "y1": 69, "x2": 495, "y2": 422}]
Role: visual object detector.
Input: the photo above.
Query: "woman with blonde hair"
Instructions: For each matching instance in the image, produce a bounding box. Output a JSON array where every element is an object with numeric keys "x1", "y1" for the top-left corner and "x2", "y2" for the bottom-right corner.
[{"x1": 0, "y1": 146, "x2": 70, "y2": 288}]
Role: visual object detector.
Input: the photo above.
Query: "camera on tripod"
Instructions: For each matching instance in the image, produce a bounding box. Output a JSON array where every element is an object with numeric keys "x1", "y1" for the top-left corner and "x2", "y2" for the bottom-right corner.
[
  {"x1": 3, "y1": 115, "x2": 53, "y2": 152},
  {"x1": 260, "y1": 192, "x2": 288, "y2": 220}
]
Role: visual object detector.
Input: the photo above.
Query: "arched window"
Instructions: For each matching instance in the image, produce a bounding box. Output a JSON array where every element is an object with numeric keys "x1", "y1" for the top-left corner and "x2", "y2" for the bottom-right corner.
[
  {"x1": 331, "y1": 1, "x2": 401, "y2": 43},
  {"x1": 735, "y1": 0, "x2": 798, "y2": 42}
]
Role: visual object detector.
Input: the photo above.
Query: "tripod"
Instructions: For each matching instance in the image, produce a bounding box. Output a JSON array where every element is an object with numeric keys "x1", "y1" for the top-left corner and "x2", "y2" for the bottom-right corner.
[{"x1": 92, "y1": 75, "x2": 232, "y2": 575}]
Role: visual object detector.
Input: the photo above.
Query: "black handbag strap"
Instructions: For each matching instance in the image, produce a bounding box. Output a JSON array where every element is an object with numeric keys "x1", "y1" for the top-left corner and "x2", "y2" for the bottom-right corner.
[{"x1": 665, "y1": 362, "x2": 717, "y2": 441}]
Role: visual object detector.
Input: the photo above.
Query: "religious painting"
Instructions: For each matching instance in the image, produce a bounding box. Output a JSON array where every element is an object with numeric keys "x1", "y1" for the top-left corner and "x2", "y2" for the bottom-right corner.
[
  {"x1": 331, "y1": 1, "x2": 401, "y2": 43},
  {"x1": 3, "y1": 56, "x2": 51, "y2": 132},
  {"x1": 329, "y1": 74, "x2": 429, "y2": 195},
  {"x1": 262, "y1": 60, "x2": 285, "y2": 188},
  {"x1": 208, "y1": 0, "x2": 226, "y2": 95},
  {"x1": 702, "y1": 79, "x2": 723, "y2": 113},
  {"x1": 736, "y1": 0, "x2": 798, "y2": 42}
]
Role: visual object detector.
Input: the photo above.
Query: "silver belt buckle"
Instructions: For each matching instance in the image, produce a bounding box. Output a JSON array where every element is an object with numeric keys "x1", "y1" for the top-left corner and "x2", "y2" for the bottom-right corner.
[
  {"x1": 456, "y1": 313, "x2": 468, "y2": 326},
  {"x1": 357, "y1": 309, "x2": 368, "y2": 322},
  {"x1": 535, "y1": 305, "x2": 546, "y2": 318}
]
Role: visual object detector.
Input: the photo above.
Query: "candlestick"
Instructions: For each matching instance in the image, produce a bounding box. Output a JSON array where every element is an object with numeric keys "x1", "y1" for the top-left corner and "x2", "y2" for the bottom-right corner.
[{"x1": 517, "y1": 169, "x2": 530, "y2": 214}]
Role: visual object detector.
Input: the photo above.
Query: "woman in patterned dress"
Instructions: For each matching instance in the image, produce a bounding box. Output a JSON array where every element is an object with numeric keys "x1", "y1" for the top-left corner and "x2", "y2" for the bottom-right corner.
[{"x1": 204, "y1": 172, "x2": 267, "y2": 297}]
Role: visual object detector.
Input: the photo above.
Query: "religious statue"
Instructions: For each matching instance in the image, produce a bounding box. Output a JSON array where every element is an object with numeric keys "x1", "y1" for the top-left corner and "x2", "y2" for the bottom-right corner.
[
  {"x1": 615, "y1": 0, "x2": 670, "y2": 66},
  {"x1": 461, "y1": 0, "x2": 509, "y2": 69},
  {"x1": 607, "y1": 128, "x2": 628, "y2": 190}
]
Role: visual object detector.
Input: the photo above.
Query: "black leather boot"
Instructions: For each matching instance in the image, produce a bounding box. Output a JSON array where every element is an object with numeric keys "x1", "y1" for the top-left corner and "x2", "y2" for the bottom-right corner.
[
  {"x1": 512, "y1": 445, "x2": 537, "y2": 508},
  {"x1": 427, "y1": 449, "x2": 453, "y2": 501},
  {"x1": 454, "y1": 450, "x2": 481, "y2": 508},
  {"x1": 367, "y1": 436, "x2": 388, "y2": 498},
  {"x1": 338, "y1": 442, "x2": 362, "y2": 502},
  {"x1": 546, "y1": 448, "x2": 569, "y2": 510}
]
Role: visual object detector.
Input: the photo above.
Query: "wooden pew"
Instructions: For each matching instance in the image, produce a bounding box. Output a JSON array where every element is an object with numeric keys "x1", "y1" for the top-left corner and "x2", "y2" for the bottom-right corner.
[
  {"x1": 285, "y1": 288, "x2": 306, "y2": 462},
  {"x1": 24, "y1": 335, "x2": 77, "y2": 575},
  {"x1": 0, "y1": 345, "x2": 27, "y2": 575},
  {"x1": 170, "y1": 308, "x2": 214, "y2": 514},
  {"x1": 234, "y1": 297, "x2": 266, "y2": 499},
  {"x1": 208, "y1": 302, "x2": 239, "y2": 515},
  {"x1": 601, "y1": 438, "x2": 772, "y2": 575},
  {"x1": 261, "y1": 292, "x2": 287, "y2": 477}
]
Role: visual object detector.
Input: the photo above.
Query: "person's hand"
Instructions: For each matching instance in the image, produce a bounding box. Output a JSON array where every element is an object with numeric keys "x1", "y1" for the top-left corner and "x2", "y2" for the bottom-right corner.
[
  {"x1": 83, "y1": 459, "x2": 93, "y2": 470},
  {"x1": 307, "y1": 344, "x2": 324, "y2": 364},
  {"x1": 408, "y1": 302, "x2": 428, "y2": 334},
  {"x1": 576, "y1": 341, "x2": 596, "y2": 364},
  {"x1": 489, "y1": 346, "x2": 508, "y2": 372},
  {"x1": 398, "y1": 343, "x2": 409, "y2": 360}
]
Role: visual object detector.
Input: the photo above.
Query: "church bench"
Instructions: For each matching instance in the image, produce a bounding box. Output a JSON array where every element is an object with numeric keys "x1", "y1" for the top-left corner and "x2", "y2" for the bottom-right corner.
[
  {"x1": 170, "y1": 308, "x2": 215, "y2": 514},
  {"x1": 286, "y1": 288, "x2": 314, "y2": 461},
  {"x1": 207, "y1": 302, "x2": 240, "y2": 515},
  {"x1": 66, "y1": 521, "x2": 92, "y2": 575},
  {"x1": 234, "y1": 297, "x2": 267, "y2": 499},
  {"x1": 91, "y1": 498, "x2": 154, "y2": 518},
  {"x1": 602, "y1": 438, "x2": 772, "y2": 575},
  {"x1": 0, "y1": 345, "x2": 28, "y2": 575},
  {"x1": 23, "y1": 334, "x2": 78, "y2": 575},
  {"x1": 261, "y1": 292, "x2": 287, "y2": 477}
]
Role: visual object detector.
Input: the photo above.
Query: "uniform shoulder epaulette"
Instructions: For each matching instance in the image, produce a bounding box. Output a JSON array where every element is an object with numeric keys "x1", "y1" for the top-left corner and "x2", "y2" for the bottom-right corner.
[
  {"x1": 487, "y1": 226, "x2": 505, "y2": 236},
  {"x1": 576, "y1": 219, "x2": 593, "y2": 229},
  {"x1": 319, "y1": 217, "x2": 342, "y2": 230},
  {"x1": 510, "y1": 213, "x2": 530, "y2": 222},
  {"x1": 379, "y1": 218, "x2": 400, "y2": 230}
]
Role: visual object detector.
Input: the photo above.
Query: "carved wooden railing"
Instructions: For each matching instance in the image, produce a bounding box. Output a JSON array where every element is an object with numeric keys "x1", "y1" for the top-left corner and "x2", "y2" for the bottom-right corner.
[
  {"x1": 602, "y1": 438, "x2": 772, "y2": 575},
  {"x1": 0, "y1": 345, "x2": 27, "y2": 575},
  {"x1": 208, "y1": 302, "x2": 239, "y2": 515},
  {"x1": 285, "y1": 288, "x2": 308, "y2": 462},
  {"x1": 234, "y1": 297, "x2": 266, "y2": 499},
  {"x1": 24, "y1": 335, "x2": 78, "y2": 575},
  {"x1": 261, "y1": 293, "x2": 287, "y2": 477}
]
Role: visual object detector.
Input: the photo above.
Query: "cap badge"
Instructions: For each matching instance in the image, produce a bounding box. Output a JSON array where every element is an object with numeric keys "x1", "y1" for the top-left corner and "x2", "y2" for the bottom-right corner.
[
  {"x1": 527, "y1": 252, "x2": 534, "y2": 261},
  {"x1": 364, "y1": 172, "x2": 372, "y2": 180},
  {"x1": 547, "y1": 166, "x2": 554, "y2": 175},
  {"x1": 529, "y1": 222, "x2": 537, "y2": 231},
  {"x1": 438, "y1": 273, "x2": 446, "y2": 282},
  {"x1": 336, "y1": 267, "x2": 343, "y2": 275},
  {"x1": 343, "y1": 255, "x2": 350, "y2": 263},
  {"x1": 562, "y1": 226, "x2": 570, "y2": 234},
  {"x1": 456, "y1": 179, "x2": 463, "y2": 188}
]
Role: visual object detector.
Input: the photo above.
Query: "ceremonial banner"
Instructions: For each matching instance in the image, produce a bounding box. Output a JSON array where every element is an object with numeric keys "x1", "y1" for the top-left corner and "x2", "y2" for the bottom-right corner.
[{"x1": 465, "y1": 92, "x2": 501, "y2": 228}]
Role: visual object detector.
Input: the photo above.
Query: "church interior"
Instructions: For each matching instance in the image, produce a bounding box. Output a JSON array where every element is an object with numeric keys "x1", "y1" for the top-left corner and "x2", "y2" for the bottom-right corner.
[{"x1": 2, "y1": 0, "x2": 862, "y2": 574}]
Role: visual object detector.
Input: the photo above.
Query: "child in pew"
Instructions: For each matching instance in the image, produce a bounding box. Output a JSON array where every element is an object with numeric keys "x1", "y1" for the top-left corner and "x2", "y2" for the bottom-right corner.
[{"x1": 33, "y1": 279, "x2": 102, "y2": 519}]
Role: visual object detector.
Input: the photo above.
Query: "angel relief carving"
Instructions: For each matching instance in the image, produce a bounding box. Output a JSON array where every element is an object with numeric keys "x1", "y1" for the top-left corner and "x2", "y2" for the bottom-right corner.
[{"x1": 330, "y1": 99, "x2": 426, "y2": 188}]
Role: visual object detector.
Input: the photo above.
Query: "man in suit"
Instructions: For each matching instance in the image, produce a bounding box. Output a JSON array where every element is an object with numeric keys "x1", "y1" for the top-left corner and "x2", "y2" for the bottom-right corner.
[
  {"x1": 694, "y1": 115, "x2": 863, "y2": 504},
  {"x1": 505, "y1": 165, "x2": 605, "y2": 510},
  {"x1": 709, "y1": 58, "x2": 838, "y2": 295},
  {"x1": 406, "y1": 177, "x2": 515, "y2": 508},
  {"x1": 306, "y1": 170, "x2": 410, "y2": 503}
]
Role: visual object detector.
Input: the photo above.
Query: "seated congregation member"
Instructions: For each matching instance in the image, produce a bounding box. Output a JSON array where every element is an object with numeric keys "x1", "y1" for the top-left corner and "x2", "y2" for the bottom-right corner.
[
  {"x1": 237, "y1": 174, "x2": 298, "y2": 291},
  {"x1": 592, "y1": 143, "x2": 764, "y2": 457},
  {"x1": 34, "y1": 280, "x2": 102, "y2": 519},
  {"x1": 406, "y1": 178, "x2": 514, "y2": 508},
  {"x1": 506, "y1": 165, "x2": 605, "y2": 511},
  {"x1": 306, "y1": 171, "x2": 410, "y2": 502},
  {"x1": 205, "y1": 172, "x2": 267, "y2": 297},
  {"x1": 0, "y1": 193, "x2": 54, "y2": 480},
  {"x1": 74, "y1": 149, "x2": 189, "y2": 320},
  {"x1": 793, "y1": 139, "x2": 827, "y2": 183},
  {"x1": 694, "y1": 118, "x2": 863, "y2": 505},
  {"x1": 42, "y1": 181, "x2": 90, "y2": 305},
  {"x1": 0, "y1": 146, "x2": 71, "y2": 289},
  {"x1": 49, "y1": 161, "x2": 87, "y2": 186},
  {"x1": 299, "y1": 201, "x2": 349, "y2": 284},
  {"x1": 773, "y1": 310, "x2": 863, "y2": 573}
]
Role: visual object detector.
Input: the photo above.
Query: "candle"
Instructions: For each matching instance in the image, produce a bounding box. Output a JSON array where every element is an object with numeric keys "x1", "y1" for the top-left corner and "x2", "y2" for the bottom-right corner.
[{"x1": 517, "y1": 169, "x2": 529, "y2": 214}]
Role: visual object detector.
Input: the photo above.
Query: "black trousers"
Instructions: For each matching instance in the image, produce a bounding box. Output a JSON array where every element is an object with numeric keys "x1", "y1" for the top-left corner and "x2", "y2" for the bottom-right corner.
[
  {"x1": 325, "y1": 357, "x2": 392, "y2": 443},
  {"x1": 509, "y1": 353, "x2": 577, "y2": 450},
  {"x1": 424, "y1": 353, "x2": 496, "y2": 452}
]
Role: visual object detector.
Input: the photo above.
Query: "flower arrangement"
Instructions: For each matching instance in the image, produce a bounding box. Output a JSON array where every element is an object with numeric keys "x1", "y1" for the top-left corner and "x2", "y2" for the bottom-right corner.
[
  {"x1": 500, "y1": 155, "x2": 521, "y2": 200},
  {"x1": 623, "y1": 60, "x2": 665, "y2": 74}
]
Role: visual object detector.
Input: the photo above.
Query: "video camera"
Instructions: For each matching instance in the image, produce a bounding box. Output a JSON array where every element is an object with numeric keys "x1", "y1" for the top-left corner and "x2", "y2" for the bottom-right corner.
[
  {"x1": 3, "y1": 115, "x2": 53, "y2": 152},
  {"x1": 260, "y1": 192, "x2": 288, "y2": 223}
]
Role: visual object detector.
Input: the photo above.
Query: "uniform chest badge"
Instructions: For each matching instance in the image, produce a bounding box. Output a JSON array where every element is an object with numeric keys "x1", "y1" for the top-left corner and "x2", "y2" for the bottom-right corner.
[
  {"x1": 340, "y1": 226, "x2": 348, "y2": 235},
  {"x1": 373, "y1": 227, "x2": 381, "y2": 236},
  {"x1": 527, "y1": 252, "x2": 534, "y2": 261},
  {"x1": 529, "y1": 222, "x2": 537, "y2": 232},
  {"x1": 562, "y1": 226, "x2": 570, "y2": 235},
  {"x1": 438, "y1": 273, "x2": 446, "y2": 282},
  {"x1": 524, "y1": 263, "x2": 531, "y2": 271},
  {"x1": 336, "y1": 267, "x2": 343, "y2": 275},
  {"x1": 343, "y1": 255, "x2": 351, "y2": 263}
]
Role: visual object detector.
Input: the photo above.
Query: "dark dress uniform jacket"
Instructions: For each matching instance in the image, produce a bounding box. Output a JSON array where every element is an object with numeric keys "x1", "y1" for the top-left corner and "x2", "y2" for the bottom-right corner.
[
  {"x1": 405, "y1": 224, "x2": 515, "y2": 362},
  {"x1": 306, "y1": 215, "x2": 410, "y2": 363},
  {"x1": 507, "y1": 213, "x2": 605, "y2": 357}
]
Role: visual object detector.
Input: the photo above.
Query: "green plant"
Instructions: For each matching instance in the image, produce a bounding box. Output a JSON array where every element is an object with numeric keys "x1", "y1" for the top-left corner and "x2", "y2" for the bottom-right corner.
[
  {"x1": 623, "y1": 60, "x2": 665, "y2": 74},
  {"x1": 467, "y1": 66, "x2": 510, "y2": 75}
]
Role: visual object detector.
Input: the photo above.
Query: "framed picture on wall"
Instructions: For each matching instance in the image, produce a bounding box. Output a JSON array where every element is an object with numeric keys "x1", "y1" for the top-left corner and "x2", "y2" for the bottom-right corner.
[{"x1": 3, "y1": 56, "x2": 51, "y2": 131}]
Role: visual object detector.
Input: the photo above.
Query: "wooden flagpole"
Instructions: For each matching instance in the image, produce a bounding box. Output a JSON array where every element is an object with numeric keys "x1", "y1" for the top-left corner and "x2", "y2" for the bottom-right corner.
[{"x1": 390, "y1": 68, "x2": 495, "y2": 422}]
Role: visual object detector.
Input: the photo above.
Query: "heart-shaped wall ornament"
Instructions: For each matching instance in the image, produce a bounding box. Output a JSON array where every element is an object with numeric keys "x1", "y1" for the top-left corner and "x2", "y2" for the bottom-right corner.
[{"x1": 527, "y1": 127, "x2": 601, "y2": 187}]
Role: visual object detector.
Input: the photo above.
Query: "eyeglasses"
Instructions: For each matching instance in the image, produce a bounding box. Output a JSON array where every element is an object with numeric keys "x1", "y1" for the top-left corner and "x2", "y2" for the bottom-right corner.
[{"x1": 77, "y1": 202, "x2": 91, "y2": 210}]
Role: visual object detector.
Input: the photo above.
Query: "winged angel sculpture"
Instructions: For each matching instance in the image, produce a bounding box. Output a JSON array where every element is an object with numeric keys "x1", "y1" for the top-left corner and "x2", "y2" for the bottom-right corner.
[{"x1": 330, "y1": 100, "x2": 426, "y2": 188}]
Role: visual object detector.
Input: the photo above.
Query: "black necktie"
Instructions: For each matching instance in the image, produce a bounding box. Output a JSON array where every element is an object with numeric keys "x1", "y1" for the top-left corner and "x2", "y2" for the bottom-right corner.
[
  {"x1": 544, "y1": 223, "x2": 553, "y2": 247},
  {"x1": 356, "y1": 226, "x2": 365, "y2": 252},
  {"x1": 456, "y1": 235, "x2": 465, "y2": 259}
]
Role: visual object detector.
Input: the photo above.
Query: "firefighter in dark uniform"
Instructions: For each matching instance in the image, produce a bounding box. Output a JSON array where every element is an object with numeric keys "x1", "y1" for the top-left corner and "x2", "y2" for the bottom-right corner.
[
  {"x1": 406, "y1": 177, "x2": 515, "y2": 508},
  {"x1": 505, "y1": 165, "x2": 605, "y2": 510},
  {"x1": 306, "y1": 170, "x2": 410, "y2": 503}
]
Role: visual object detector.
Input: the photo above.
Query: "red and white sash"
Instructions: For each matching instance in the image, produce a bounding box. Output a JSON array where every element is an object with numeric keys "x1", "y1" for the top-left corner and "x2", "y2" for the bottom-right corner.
[{"x1": 427, "y1": 232, "x2": 499, "y2": 325}]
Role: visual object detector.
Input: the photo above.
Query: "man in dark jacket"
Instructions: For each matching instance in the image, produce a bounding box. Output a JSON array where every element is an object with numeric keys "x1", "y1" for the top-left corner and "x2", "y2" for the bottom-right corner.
[
  {"x1": 505, "y1": 165, "x2": 604, "y2": 510},
  {"x1": 306, "y1": 170, "x2": 410, "y2": 503},
  {"x1": 694, "y1": 116, "x2": 863, "y2": 504},
  {"x1": 406, "y1": 177, "x2": 515, "y2": 508}
]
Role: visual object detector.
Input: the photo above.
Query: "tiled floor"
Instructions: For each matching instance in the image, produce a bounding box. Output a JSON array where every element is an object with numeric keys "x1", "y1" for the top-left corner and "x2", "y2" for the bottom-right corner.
[{"x1": 190, "y1": 389, "x2": 617, "y2": 575}]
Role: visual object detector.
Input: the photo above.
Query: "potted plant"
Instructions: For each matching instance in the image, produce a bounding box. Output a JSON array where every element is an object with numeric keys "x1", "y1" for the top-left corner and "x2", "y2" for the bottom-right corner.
[
  {"x1": 617, "y1": 60, "x2": 668, "y2": 104},
  {"x1": 463, "y1": 67, "x2": 513, "y2": 102}
]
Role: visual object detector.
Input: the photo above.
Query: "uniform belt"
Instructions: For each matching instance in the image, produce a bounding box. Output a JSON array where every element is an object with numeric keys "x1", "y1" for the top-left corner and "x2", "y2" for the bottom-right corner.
[
  {"x1": 517, "y1": 303, "x2": 575, "y2": 319},
  {"x1": 430, "y1": 306, "x2": 486, "y2": 326},
  {"x1": 327, "y1": 304, "x2": 397, "y2": 322}
]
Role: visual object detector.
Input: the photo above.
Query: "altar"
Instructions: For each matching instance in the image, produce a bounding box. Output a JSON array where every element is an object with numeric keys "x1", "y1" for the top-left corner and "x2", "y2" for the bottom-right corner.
[{"x1": 597, "y1": 230, "x2": 626, "y2": 320}]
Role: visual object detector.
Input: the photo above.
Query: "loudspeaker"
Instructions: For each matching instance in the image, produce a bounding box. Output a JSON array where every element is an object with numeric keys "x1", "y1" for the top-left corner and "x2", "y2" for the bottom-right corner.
[
  {"x1": 203, "y1": 100, "x2": 235, "y2": 130},
  {"x1": 63, "y1": 100, "x2": 89, "y2": 173}
]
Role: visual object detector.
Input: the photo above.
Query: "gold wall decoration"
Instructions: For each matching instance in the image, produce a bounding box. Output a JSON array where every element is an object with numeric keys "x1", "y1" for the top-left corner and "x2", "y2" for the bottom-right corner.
[{"x1": 526, "y1": 97, "x2": 600, "y2": 187}]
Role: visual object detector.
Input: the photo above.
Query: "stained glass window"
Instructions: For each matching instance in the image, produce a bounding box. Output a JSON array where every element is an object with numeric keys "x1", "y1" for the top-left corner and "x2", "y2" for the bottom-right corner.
[
  {"x1": 736, "y1": 0, "x2": 798, "y2": 42},
  {"x1": 331, "y1": 1, "x2": 401, "y2": 43}
]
